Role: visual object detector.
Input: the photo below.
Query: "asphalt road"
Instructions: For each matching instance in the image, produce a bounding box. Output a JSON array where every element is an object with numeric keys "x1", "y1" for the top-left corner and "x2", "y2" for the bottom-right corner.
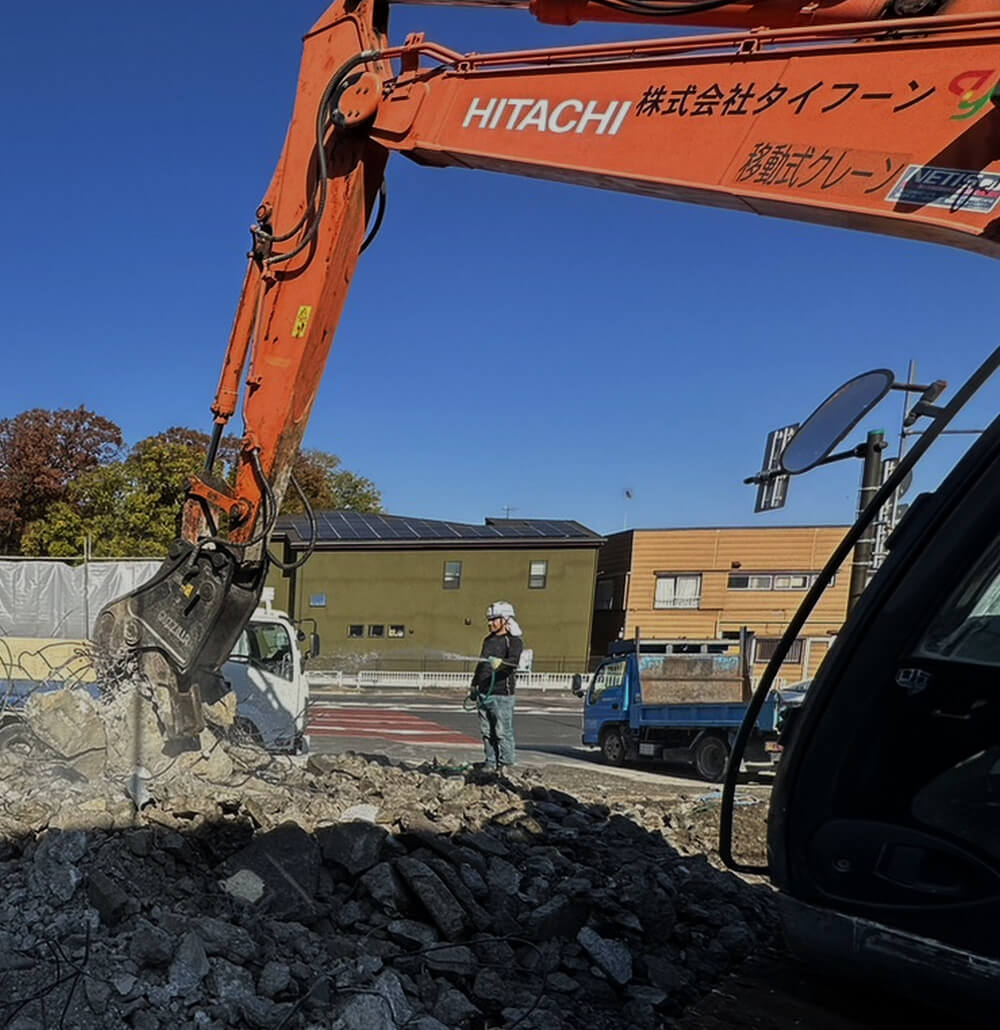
[
  {"x1": 305, "y1": 686, "x2": 769, "y2": 787},
  {"x1": 307, "y1": 687, "x2": 585, "y2": 761}
]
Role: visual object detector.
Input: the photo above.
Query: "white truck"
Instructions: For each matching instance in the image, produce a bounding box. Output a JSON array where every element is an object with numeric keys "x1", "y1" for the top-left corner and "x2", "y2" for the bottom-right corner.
[{"x1": 220, "y1": 589, "x2": 317, "y2": 753}]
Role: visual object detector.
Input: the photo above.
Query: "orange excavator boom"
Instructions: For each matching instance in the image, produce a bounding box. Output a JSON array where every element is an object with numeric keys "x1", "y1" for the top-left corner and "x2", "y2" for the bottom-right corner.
[{"x1": 94, "y1": 0, "x2": 1000, "y2": 735}]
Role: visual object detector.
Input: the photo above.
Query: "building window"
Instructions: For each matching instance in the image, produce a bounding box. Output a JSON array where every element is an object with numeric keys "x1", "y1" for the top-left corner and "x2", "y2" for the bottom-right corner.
[
  {"x1": 388, "y1": 624, "x2": 405, "y2": 638},
  {"x1": 727, "y1": 573, "x2": 773, "y2": 590},
  {"x1": 529, "y1": 560, "x2": 548, "y2": 589},
  {"x1": 773, "y1": 574, "x2": 809, "y2": 590},
  {"x1": 443, "y1": 561, "x2": 462, "y2": 590},
  {"x1": 368, "y1": 624, "x2": 385, "y2": 638},
  {"x1": 728, "y1": 572, "x2": 834, "y2": 591},
  {"x1": 309, "y1": 593, "x2": 327, "y2": 607},
  {"x1": 348, "y1": 624, "x2": 364, "y2": 638},
  {"x1": 595, "y1": 577, "x2": 616, "y2": 611},
  {"x1": 654, "y1": 574, "x2": 702, "y2": 609},
  {"x1": 754, "y1": 637, "x2": 804, "y2": 664}
]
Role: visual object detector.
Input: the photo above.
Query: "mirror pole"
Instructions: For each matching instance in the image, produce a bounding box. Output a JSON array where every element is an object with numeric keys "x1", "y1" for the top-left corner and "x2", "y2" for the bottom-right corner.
[{"x1": 847, "y1": 429, "x2": 887, "y2": 612}]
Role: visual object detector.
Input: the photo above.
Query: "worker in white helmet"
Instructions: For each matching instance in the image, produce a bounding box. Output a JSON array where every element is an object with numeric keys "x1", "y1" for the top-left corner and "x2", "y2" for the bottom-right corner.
[{"x1": 470, "y1": 601, "x2": 524, "y2": 771}]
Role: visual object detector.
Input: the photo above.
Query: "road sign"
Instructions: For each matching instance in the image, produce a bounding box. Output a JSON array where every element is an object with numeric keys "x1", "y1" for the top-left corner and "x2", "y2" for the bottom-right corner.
[
  {"x1": 753, "y1": 424, "x2": 798, "y2": 513},
  {"x1": 870, "y1": 457, "x2": 913, "y2": 572}
]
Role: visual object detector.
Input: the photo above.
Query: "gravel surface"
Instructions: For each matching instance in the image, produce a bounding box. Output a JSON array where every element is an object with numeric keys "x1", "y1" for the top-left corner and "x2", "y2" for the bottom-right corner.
[{"x1": 0, "y1": 685, "x2": 983, "y2": 1029}]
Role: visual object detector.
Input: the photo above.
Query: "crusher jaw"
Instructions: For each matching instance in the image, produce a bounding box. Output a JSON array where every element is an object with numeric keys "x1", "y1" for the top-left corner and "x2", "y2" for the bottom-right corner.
[{"x1": 91, "y1": 539, "x2": 266, "y2": 739}]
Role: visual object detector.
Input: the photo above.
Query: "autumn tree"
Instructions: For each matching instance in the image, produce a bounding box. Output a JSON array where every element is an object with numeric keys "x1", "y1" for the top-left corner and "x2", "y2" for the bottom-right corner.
[
  {"x1": 284, "y1": 449, "x2": 382, "y2": 514},
  {"x1": 22, "y1": 428, "x2": 382, "y2": 556},
  {"x1": 0, "y1": 407, "x2": 122, "y2": 553}
]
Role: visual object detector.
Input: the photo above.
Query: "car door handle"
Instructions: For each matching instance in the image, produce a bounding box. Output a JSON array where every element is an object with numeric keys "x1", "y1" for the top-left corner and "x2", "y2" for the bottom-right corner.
[{"x1": 610, "y1": 703, "x2": 619, "y2": 710}]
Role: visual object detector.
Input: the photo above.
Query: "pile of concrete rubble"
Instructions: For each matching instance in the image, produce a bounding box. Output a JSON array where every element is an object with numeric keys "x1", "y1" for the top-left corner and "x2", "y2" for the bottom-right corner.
[{"x1": 0, "y1": 688, "x2": 777, "y2": 1029}]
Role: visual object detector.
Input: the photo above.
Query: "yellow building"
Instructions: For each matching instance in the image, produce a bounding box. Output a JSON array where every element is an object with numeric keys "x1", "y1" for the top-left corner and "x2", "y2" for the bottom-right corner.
[{"x1": 591, "y1": 526, "x2": 851, "y2": 683}]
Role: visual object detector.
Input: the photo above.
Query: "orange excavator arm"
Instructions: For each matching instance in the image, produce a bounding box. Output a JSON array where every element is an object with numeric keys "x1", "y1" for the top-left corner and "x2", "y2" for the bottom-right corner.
[{"x1": 95, "y1": 0, "x2": 1000, "y2": 736}]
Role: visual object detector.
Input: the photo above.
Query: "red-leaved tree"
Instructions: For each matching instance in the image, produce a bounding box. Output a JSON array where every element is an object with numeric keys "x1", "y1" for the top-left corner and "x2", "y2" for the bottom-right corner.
[{"x1": 0, "y1": 407, "x2": 123, "y2": 553}]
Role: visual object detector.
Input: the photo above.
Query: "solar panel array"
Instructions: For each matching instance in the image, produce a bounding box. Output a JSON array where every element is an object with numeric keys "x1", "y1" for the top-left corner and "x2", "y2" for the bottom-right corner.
[{"x1": 276, "y1": 510, "x2": 599, "y2": 545}]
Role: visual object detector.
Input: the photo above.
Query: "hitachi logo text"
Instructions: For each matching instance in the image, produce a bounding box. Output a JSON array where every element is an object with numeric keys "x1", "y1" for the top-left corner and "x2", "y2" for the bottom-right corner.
[{"x1": 462, "y1": 97, "x2": 632, "y2": 136}]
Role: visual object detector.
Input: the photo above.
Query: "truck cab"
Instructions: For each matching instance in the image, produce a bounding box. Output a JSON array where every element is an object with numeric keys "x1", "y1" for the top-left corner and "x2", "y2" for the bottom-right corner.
[
  {"x1": 221, "y1": 589, "x2": 316, "y2": 753},
  {"x1": 581, "y1": 634, "x2": 793, "y2": 781}
]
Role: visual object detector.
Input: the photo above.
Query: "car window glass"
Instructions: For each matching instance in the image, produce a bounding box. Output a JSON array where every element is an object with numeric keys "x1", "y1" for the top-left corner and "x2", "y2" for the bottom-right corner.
[
  {"x1": 917, "y1": 538, "x2": 1000, "y2": 666},
  {"x1": 247, "y1": 623, "x2": 294, "y2": 682},
  {"x1": 589, "y1": 660, "x2": 626, "y2": 703}
]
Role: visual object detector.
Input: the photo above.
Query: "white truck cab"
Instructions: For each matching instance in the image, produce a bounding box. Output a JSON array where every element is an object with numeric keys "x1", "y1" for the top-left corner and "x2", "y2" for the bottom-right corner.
[{"x1": 222, "y1": 588, "x2": 317, "y2": 753}]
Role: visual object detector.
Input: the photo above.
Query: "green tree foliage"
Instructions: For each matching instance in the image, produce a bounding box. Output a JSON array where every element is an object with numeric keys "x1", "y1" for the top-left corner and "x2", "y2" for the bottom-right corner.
[
  {"x1": 0, "y1": 407, "x2": 122, "y2": 553},
  {"x1": 284, "y1": 449, "x2": 382, "y2": 515},
  {"x1": 22, "y1": 435, "x2": 206, "y2": 557},
  {"x1": 21, "y1": 425, "x2": 382, "y2": 557}
]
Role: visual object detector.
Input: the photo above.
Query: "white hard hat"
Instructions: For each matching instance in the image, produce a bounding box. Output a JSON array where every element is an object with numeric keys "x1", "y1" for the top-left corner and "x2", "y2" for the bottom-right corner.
[{"x1": 486, "y1": 601, "x2": 515, "y2": 621}]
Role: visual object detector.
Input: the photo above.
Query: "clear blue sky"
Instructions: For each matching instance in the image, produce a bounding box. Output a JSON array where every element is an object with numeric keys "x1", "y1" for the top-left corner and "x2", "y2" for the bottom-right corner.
[{"x1": 5, "y1": 1, "x2": 999, "y2": 537}]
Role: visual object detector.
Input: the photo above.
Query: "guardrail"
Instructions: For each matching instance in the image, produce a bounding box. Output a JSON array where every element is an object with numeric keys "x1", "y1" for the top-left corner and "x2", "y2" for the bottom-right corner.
[{"x1": 308, "y1": 670, "x2": 582, "y2": 693}]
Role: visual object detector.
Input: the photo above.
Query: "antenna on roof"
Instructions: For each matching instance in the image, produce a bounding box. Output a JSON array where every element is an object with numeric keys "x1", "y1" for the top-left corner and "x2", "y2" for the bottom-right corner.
[
  {"x1": 501, "y1": 505, "x2": 518, "y2": 519},
  {"x1": 623, "y1": 488, "x2": 634, "y2": 530}
]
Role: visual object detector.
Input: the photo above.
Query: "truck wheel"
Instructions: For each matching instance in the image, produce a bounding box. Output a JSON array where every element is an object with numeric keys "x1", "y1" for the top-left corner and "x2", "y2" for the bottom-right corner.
[
  {"x1": 600, "y1": 728, "x2": 627, "y2": 767},
  {"x1": 693, "y1": 734, "x2": 730, "y2": 783}
]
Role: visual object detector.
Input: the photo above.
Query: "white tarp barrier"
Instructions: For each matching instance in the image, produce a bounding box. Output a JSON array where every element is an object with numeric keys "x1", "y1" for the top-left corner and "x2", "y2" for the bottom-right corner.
[{"x1": 0, "y1": 559, "x2": 161, "y2": 638}]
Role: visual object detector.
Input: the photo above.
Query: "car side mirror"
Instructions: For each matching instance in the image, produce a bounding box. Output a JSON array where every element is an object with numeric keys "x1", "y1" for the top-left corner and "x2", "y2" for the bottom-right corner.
[
  {"x1": 571, "y1": 673, "x2": 584, "y2": 697},
  {"x1": 308, "y1": 632, "x2": 320, "y2": 660}
]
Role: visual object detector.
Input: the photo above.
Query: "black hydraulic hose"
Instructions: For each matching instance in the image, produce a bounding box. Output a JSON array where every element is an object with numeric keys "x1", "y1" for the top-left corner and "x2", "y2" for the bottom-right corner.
[
  {"x1": 589, "y1": 0, "x2": 742, "y2": 16},
  {"x1": 204, "y1": 422, "x2": 224, "y2": 472},
  {"x1": 265, "y1": 51, "x2": 381, "y2": 268},
  {"x1": 718, "y1": 345, "x2": 1000, "y2": 876},
  {"x1": 266, "y1": 472, "x2": 318, "y2": 571},
  {"x1": 360, "y1": 180, "x2": 387, "y2": 255}
]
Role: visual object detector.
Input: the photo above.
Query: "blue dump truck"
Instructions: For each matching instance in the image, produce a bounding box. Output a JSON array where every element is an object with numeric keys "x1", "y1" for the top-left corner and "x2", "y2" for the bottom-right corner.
[{"x1": 579, "y1": 632, "x2": 796, "y2": 781}]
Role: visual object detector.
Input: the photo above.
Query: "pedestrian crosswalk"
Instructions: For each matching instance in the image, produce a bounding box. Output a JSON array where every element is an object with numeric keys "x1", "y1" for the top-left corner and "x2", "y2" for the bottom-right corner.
[
  {"x1": 307, "y1": 705, "x2": 480, "y2": 747},
  {"x1": 309, "y1": 698, "x2": 574, "y2": 716}
]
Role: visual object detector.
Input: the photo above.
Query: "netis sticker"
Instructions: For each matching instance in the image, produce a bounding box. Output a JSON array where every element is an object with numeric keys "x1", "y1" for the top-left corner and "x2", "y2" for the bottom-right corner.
[{"x1": 886, "y1": 164, "x2": 1000, "y2": 213}]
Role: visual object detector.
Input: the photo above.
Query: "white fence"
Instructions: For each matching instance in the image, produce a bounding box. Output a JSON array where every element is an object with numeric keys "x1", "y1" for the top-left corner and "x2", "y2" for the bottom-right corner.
[{"x1": 309, "y1": 669, "x2": 581, "y2": 693}]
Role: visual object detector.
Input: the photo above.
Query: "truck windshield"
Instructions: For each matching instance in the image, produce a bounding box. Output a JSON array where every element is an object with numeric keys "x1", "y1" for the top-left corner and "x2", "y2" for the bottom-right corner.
[{"x1": 232, "y1": 622, "x2": 295, "y2": 681}]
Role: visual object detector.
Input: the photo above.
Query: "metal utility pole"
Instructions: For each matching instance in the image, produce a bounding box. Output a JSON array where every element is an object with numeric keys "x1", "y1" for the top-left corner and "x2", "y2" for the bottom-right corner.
[{"x1": 848, "y1": 430, "x2": 886, "y2": 613}]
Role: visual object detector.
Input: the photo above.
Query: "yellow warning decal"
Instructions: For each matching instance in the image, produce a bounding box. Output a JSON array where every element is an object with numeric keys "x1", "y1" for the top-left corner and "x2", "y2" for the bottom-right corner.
[
  {"x1": 181, "y1": 583, "x2": 195, "y2": 598},
  {"x1": 292, "y1": 305, "x2": 313, "y2": 338}
]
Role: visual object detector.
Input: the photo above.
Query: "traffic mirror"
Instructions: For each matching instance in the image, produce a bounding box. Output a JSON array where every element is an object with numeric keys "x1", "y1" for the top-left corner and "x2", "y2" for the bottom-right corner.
[{"x1": 780, "y1": 369, "x2": 894, "y2": 475}]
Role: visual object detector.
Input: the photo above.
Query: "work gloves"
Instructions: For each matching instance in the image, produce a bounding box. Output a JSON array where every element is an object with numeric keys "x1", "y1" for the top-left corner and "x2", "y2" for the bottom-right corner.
[{"x1": 487, "y1": 656, "x2": 503, "y2": 670}]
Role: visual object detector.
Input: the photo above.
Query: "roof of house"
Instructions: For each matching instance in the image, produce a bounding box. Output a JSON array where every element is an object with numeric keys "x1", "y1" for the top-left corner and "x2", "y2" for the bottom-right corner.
[{"x1": 274, "y1": 511, "x2": 604, "y2": 549}]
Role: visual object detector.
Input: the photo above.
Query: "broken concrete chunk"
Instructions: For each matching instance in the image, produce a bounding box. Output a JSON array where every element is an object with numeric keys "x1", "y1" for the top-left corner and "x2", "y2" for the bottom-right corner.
[
  {"x1": 432, "y1": 985, "x2": 481, "y2": 1026},
  {"x1": 87, "y1": 869, "x2": 130, "y2": 926},
  {"x1": 193, "y1": 917, "x2": 258, "y2": 962},
  {"x1": 387, "y1": 918, "x2": 439, "y2": 950},
  {"x1": 219, "y1": 868, "x2": 266, "y2": 904},
  {"x1": 210, "y1": 956, "x2": 257, "y2": 1003},
  {"x1": 24, "y1": 689, "x2": 107, "y2": 780},
  {"x1": 361, "y1": 861, "x2": 410, "y2": 914},
  {"x1": 129, "y1": 918, "x2": 174, "y2": 968},
  {"x1": 425, "y1": 944, "x2": 478, "y2": 976},
  {"x1": 169, "y1": 930, "x2": 210, "y2": 994},
  {"x1": 487, "y1": 855, "x2": 522, "y2": 894},
  {"x1": 257, "y1": 960, "x2": 292, "y2": 998},
  {"x1": 395, "y1": 857, "x2": 469, "y2": 939},
  {"x1": 528, "y1": 895, "x2": 589, "y2": 942},
  {"x1": 221, "y1": 822, "x2": 319, "y2": 918},
  {"x1": 317, "y1": 819, "x2": 388, "y2": 874},
  {"x1": 576, "y1": 926, "x2": 633, "y2": 985},
  {"x1": 340, "y1": 803, "x2": 379, "y2": 823}
]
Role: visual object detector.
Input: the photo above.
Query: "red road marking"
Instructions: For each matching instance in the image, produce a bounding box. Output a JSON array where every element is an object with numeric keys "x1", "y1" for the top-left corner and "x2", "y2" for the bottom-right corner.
[{"x1": 308, "y1": 706, "x2": 479, "y2": 746}]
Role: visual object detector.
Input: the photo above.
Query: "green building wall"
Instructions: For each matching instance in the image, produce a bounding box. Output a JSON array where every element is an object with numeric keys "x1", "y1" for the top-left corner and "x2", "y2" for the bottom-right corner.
[{"x1": 267, "y1": 545, "x2": 598, "y2": 672}]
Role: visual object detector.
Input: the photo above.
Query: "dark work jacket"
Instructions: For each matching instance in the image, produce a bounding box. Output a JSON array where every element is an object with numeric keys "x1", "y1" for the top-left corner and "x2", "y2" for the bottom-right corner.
[{"x1": 471, "y1": 632, "x2": 524, "y2": 696}]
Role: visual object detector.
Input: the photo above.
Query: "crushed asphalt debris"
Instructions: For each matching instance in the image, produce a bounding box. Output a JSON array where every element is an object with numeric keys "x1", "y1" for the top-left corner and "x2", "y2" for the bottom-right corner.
[{"x1": 0, "y1": 687, "x2": 778, "y2": 1029}]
